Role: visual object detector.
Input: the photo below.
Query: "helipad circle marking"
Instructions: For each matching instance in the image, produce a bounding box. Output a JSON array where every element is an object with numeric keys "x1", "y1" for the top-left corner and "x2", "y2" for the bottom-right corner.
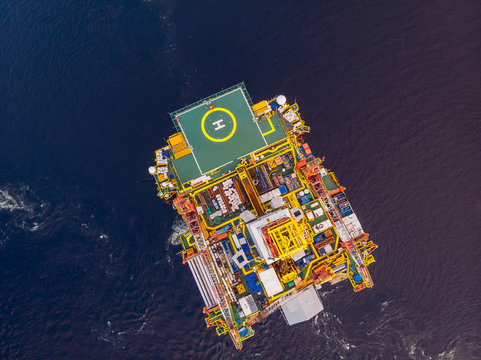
[{"x1": 201, "y1": 107, "x2": 237, "y2": 142}]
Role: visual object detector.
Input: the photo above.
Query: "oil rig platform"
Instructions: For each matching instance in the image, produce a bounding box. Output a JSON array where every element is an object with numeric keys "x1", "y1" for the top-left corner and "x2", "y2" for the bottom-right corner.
[{"x1": 149, "y1": 83, "x2": 377, "y2": 349}]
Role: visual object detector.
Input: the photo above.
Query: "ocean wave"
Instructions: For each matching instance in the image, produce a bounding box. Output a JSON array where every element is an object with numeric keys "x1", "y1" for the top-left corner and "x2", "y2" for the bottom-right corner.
[
  {"x1": 92, "y1": 307, "x2": 152, "y2": 347},
  {"x1": 305, "y1": 292, "x2": 467, "y2": 360},
  {"x1": 437, "y1": 348, "x2": 456, "y2": 360},
  {"x1": 0, "y1": 183, "x2": 112, "y2": 249}
]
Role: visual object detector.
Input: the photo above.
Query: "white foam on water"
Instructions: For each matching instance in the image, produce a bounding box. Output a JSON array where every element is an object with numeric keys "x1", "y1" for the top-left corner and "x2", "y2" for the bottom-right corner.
[
  {"x1": 168, "y1": 216, "x2": 188, "y2": 246},
  {"x1": 437, "y1": 348, "x2": 456, "y2": 360},
  {"x1": 93, "y1": 307, "x2": 152, "y2": 346},
  {"x1": 0, "y1": 184, "x2": 53, "y2": 244},
  {"x1": 0, "y1": 188, "x2": 34, "y2": 214}
]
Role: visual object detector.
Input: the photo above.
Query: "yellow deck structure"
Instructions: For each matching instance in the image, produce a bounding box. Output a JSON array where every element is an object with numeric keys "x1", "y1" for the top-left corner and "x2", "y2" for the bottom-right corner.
[{"x1": 266, "y1": 218, "x2": 307, "y2": 260}]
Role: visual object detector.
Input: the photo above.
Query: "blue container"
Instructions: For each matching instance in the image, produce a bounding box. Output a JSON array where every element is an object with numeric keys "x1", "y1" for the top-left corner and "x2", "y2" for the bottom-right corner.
[
  {"x1": 239, "y1": 327, "x2": 248, "y2": 337},
  {"x1": 245, "y1": 273, "x2": 263, "y2": 293},
  {"x1": 241, "y1": 244, "x2": 251, "y2": 254}
]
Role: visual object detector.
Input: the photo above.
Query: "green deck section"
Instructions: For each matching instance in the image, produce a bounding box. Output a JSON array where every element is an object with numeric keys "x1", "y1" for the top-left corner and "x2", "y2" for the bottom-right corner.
[
  {"x1": 258, "y1": 113, "x2": 288, "y2": 144},
  {"x1": 172, "y1": 153, "x2": 202, "y2": 183},
  {"x1": 170, "y1": 83, "x2": 253, "y2": 123},
  {"x1": 179, "y1": 232, "x2": 196, "y2": 251},
  {"x1": 303, "y1": 200, "x2": 329, "y2": 225},
  {"x1": 169, "y1": 84, "x2": 288, "y2": 184},
  {"x1": 322, "y1": 175, "x2": 339, "y2": 191}
]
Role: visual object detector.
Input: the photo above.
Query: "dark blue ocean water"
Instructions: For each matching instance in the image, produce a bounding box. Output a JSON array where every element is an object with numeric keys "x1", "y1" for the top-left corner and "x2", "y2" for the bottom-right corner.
[{"x1": 1, "y1": 1, "x2": 480, "y2": 359}]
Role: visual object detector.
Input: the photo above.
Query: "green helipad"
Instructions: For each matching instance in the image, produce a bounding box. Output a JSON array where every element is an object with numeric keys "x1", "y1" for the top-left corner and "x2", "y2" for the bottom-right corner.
[{"x1": 170, "y1": 84, "x2": 287, "y2": 183}]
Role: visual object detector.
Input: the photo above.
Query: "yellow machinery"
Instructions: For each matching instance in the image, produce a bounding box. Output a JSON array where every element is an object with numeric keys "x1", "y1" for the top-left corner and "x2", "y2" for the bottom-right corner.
[
  {"x1": 236, "y1": 283, "x2": 246, "y2": 294},
  {"x1": 251, "y1": 100, "x2": 270, "y2": 117},
  {"x1": 167, "y1": 133, "x2": 191, "y2": 159},
  {"x1": 267, "y1": 218, "x2": 307, "y2": 260}
]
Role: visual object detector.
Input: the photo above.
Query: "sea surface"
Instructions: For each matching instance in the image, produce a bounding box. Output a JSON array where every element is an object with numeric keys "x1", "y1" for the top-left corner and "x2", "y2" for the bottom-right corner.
[{"x1": 1, "y1": 1, "x2": 480, "y2": 359}]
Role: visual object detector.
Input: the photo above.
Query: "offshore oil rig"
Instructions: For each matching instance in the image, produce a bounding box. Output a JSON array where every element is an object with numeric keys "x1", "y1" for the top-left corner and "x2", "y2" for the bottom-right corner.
[{"x1": 149, "y1": 83, "x2": 377, "y2": 349}]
